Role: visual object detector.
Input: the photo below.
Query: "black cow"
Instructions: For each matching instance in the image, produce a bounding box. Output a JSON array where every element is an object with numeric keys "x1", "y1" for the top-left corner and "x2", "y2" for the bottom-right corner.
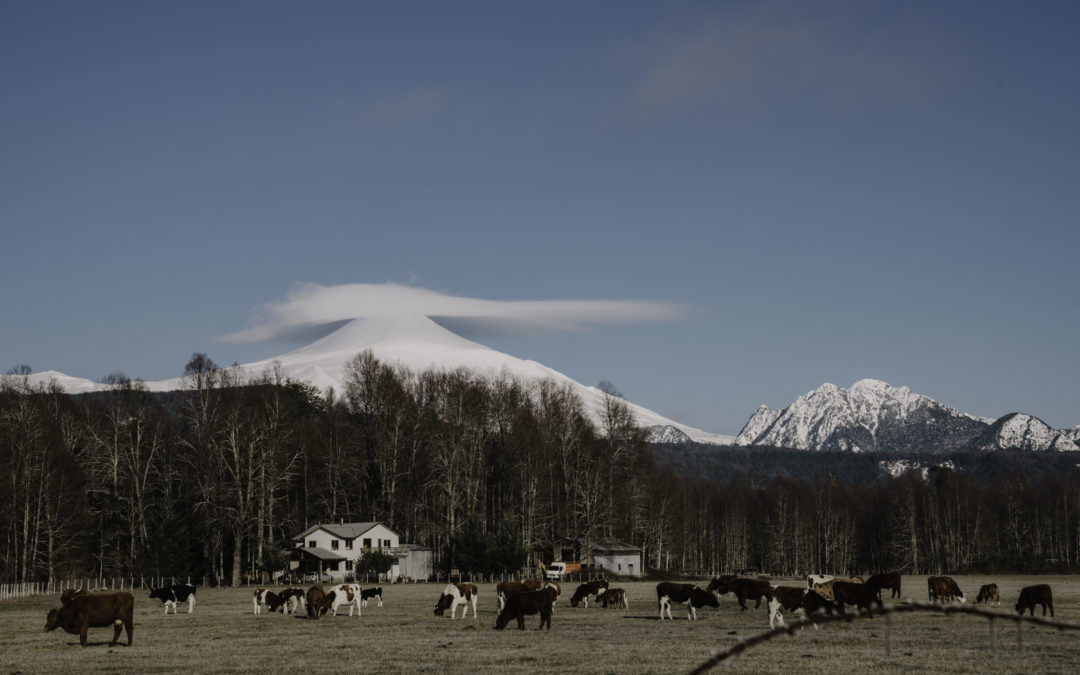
[
  {"x1": 1015, "y1": 584, "x2": 1054, "y2": 617},
  {"x1": 45, "y1": 592, "x2": 134, "y2": 647},
  {"x1": 866, "y1": 572, "x2": 901, "y2": 600},
  {"x1": 976, "y1": 583, "x2": 1000, "y2": 605},
  {"x1": 149, "y1": 584, "x2": 196, "y2": 614},
  {"x1": 710, "y1": 576, "x2": 771, "y2": 611},
  {"x1": 361, "y1": 586, "x2": 383, "y2": 607},
  {"x1": 569, "y1": 580, "x2": 609, "y2": 608},
  {"x1": 833, "y1": 580, "x2": 881, "y2": 617},
  {"x1": 657, "y1": 582, "x2": 718, "y2": 620},
  {"x1": 494, "y1": 588, "x2": 555, "y2": 630}
]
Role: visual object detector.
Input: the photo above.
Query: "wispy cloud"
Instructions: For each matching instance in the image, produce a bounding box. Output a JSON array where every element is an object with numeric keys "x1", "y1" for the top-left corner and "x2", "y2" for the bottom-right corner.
[
  {"x1": 220, "y1": 282, "x2": 689, "y2": 343},
  {"x1": 630, "y1": 0, "x2": 962, "y2": 115}
]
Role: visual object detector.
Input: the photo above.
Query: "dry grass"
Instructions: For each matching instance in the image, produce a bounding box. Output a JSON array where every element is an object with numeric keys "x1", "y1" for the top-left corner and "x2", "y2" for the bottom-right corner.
[{"x1": 2, "y1": 575, "x2": 1080, "y2": 673}]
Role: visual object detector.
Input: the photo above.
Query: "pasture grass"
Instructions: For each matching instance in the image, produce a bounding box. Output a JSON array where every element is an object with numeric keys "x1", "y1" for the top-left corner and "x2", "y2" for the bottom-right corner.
[{"x1": 2, "y1": 575, "x2": 1079, "y2": 673}]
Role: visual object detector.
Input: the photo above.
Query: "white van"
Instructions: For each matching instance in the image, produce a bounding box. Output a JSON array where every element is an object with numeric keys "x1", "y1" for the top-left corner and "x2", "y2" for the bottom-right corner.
[{"x1": 544, "y1": 562, "x2": 566, "y2": 580}]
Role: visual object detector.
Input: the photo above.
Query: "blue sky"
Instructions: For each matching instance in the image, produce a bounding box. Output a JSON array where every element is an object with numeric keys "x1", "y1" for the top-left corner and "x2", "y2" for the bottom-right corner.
[{"x1": 3, "y1": 0, "x2": 1078, "y2": 434}]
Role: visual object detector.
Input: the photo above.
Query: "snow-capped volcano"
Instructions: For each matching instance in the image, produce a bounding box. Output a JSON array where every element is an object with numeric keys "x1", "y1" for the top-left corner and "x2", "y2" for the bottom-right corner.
[
  {"x1": 735, "y1": 379, "x2": 1078, "y2": 453},
  {"x1": 24, "y1": 315, "x2": 734, "y2": 445}
]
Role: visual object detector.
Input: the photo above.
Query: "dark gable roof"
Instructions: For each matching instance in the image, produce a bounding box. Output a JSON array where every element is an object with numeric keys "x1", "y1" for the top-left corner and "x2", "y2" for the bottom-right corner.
[
  {"x1": 294, "y1": 547, "x2": 346, "y2": 562},
  {"x1": 295, "y1": 522, "x2": 402, "y2": 541}
]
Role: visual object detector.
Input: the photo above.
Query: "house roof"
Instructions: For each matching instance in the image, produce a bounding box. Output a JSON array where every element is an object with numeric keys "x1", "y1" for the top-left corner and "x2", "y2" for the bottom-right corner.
[
  {"x1": 295, "y1": 521, "x2": 401, "y2": 541},
  {"x1": 293, "y1": 547, "x2": 346, "y2": 562}
]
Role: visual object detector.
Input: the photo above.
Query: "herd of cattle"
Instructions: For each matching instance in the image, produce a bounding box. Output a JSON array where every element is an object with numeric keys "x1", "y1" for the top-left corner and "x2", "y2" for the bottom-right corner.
[{"x1": 40, "y1": 574, "x2": 1060, "y2": 645}]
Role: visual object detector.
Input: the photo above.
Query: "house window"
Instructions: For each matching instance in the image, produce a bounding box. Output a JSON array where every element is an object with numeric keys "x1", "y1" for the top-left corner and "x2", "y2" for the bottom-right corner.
[
  {"x1": 345, "y1": 540, "x2": 353, "y2": 550},
  {"x1": 618, "y1": 564, "x2": 622, "y2": 571},
  {"x1": 308, "y1": 540, "x2": 316, "y2": 548},
  {"x1": 331, "y1": 540, "x2": 339, "y2": 550},
  {"x1": 383, "y1": 539, "x2": 391, "y2": 548},
  {"x1": 346, "y1": 561, "x2": 353, "y2": 571},
  {"x1": 363, "y1": 538, "x2": 372, "y2": 549}
]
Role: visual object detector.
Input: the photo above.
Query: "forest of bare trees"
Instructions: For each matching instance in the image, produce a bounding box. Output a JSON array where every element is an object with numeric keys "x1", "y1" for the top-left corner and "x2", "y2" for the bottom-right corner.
[{"x1": 2, "y1": 352, "x2": 1078, "y2": 585}]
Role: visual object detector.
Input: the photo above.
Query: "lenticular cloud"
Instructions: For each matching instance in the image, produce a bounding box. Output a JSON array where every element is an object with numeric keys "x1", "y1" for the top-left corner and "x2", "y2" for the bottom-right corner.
[{"x1": 219, "y1": 283, "x2": 688, "y2": 344}]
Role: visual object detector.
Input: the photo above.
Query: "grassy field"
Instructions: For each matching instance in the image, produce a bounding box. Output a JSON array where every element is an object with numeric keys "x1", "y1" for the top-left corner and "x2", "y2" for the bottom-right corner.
[{"x1": 2, "y1": 575, "x2": 1080, "y2": 673}]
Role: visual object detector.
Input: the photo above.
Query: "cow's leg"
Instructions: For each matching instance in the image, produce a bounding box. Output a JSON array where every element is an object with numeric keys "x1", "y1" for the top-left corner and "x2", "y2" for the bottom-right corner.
[
  {"x1": 472, "y1": 597, "x2": 478, "y2": 618},
  {"x1": 110, "y1": 619, "x2": 122, "y2": 646},
  {"x1": 516, "y1": 614, "x2": 525, "y2": 630},
  {"x1": 124, "y1": 618, "x2": 133, "y2": 646},
  {"x1": 541, "y1": 608, "x2": 551, "y2": 630},
  {"x1": 80, "y1": 620, "x2": 89, "y2": 647},
  {"x1": 688, "y1": 604, "x2": 696, "y2": 621}
]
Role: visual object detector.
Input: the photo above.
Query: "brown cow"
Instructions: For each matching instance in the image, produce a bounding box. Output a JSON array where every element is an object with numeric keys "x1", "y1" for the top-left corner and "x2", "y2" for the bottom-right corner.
[
  {"x1": 569, "y1": 579, "x2": 609, "y2": 608},
  {"x1": 866, "y1": 572, "x2": 901, "y2": 600},
  {"x1": 45, "y1": 592, "x2": 134, "y2": 647},
  {"x1": 306, "y1": 585, "x2": 326, "y2": 619},
  {"x1": 927, "y1": 576, "x2": 966, "y2": 604},
  {"x1": 1015, "y1": 584, "x2": 1053, "y2": 617},
  {"x1": 711, "y1": 576, "x2": 771, "y2": 611},
  {"x1": 494, "y1": 587, "x2": 555, "y2": 630},
  {"x1": 600, "y1": 588, "x2": 628, "y2": 609},
  {"x1": 833, "y1": 580, "x2": 881, "y2": 617},
  {"x1": 497, "y1": 581, "x2": 532, "y2": 611},
  {"x1": 976, "y1": 583, "x2": 1000, "y2": 606},
  {"x1": 60, "y1": 588, "x2": 87, "y2": 604}
]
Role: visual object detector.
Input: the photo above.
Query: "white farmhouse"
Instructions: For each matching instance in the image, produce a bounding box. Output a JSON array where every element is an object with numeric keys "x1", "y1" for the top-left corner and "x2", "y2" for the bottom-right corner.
[{"x1": 289, "y1": 521, "x2": 431, "y2": 582}]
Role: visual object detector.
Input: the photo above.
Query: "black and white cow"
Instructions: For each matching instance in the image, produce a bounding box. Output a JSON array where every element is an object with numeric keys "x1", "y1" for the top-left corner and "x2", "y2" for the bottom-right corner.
[
  {"x1": 657, "y1": 582, "x2": 719, "y2": 620},
  {"x1": 361, "y1": 586, "x2": 383, "y2": 608},
  {"x1": 149, "y1": 584, "x2": 196, "y2": 614}
]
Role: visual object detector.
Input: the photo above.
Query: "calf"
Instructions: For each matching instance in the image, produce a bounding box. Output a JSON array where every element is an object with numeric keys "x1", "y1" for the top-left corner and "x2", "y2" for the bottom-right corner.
[
  {"x1": 361, "y1": 586, "x2": 383, "y2": 607},
  {"x1": 866, "y1": 572, "x2": 901, "y2": 600},
  {"x1": 149, "y1": 584, "x2": 196, "y2": 614},
  {"x1": 600, "y1": 588, "x2": 628, "y2": 609},
  {"x1": 976, "y1": 583, "x2": 1000, "y2": 606},
  {"x1": 306, "y1": 585, "x2": 326, "y2": 619},
  {"x1": 1015, "y1": 584, "x2": 1053, "y2": 617},
  {"x1": 322, "y1": 584, "x2": 362, "y2": 616},
  {"x1": 45, "y1": 592, "x2": 134, "y2": 647},
  {"x1": 434, "y1": 583, "x2": 478, "y2": 619},
  {"x1": 494, "y1": 588, "x2": 555, "y2": 630},
  {"x1": 253, "y1": 588, "x2": 286, "y2": 614},
  {"x1": 712, "y1": 576, "x2": 771, "y2": 611},
  {"x1": 657, "y1": 583, "x2": 718, "y2": 620},
  {"x1": 569, "y1": 580, "x2": 609, "y2": 608},
  {"x1": 280, "y1": 588, "x2": 306, "y2": 614}
]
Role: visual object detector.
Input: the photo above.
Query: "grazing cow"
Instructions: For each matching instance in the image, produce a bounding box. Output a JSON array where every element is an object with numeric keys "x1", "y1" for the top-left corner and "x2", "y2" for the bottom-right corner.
[
  {"x1": 866, "y1": 572, "x2": 902, "y2": 600},
  {"x1": 149, "y1": 584, "x2": 196, "y2": 615},
  {"x1": 766, "y1": 586, "x2": 806, "y2": 629},
  {"x1": 497, "y1": 581, "x2": 533, "y2": 611},
  {"x1": 60, "y1": 588, "x2": 87, "y2": 604},
  {"x1": 434, "y1": 583, "x2": 478, "y2": 619},
  {"x1": 1015, "y1": 584, "x2": 1054, "y2": 617},
  {"x1": 280, "y1": 588, "x2": 306, "y2": 614},
  {"x1": 306, "y1": 585, "x2": 326, "y2": 619},
  {"x1": 494, "y1": 588, "x2": 555, "y2": 631},
  {"x1": 927, "y1": 576, "x2": 966, "y2": 604},
  {"x1": 711, "y1": 577, "x2": 771, "y2": 611},
  {"x1": 601, "y1": 588, "x2": 628, "y2": 609},
  {"x1": 569, "y1": 580, "x2": 609, "y2": 608},
  {"x1": 657, "y1": 583, "x2": 719, "y2": 620},
  {"x1": 832, "y1": 580, "x2": 881, "y2": 617},
  {"x1": 976, "y1": 583, "x2": 1000, "y2": 606},
  {"x1": 45, "y1": 592, "x2": 134, "y2": 647},
  {"x1": 801, "y1": 590, "x2": 841, "y2": 629},
  {"x1": 361, "y1": 586, "x2": 383, "y2": 608},
  {"x1": 322, "y1": 584, "x2": 362, "y2": 616},
  {"x1": 253, "y1": 588, "x2": 280, "y2": 615}
]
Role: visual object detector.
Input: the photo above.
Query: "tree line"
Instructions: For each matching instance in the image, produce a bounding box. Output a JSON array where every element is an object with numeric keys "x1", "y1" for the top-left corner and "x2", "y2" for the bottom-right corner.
[{"x1": 2, "y1": 353, "x2": 1078, "y2": 585}]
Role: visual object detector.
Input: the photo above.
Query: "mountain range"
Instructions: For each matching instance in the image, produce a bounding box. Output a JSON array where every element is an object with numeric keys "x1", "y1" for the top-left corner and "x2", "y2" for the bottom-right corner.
[
  {"x1": 733, "y1": 379, "x2": 1079, "y2": 453},
  {"x1": 20, "y1": 319, "x2": 1076, "y2": 452}
]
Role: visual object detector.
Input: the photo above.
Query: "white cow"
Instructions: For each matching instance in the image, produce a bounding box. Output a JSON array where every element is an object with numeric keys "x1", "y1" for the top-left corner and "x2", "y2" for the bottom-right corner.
[
  {"x1": 434, "y1": 583, "x2": 478, "y2": 619},
  {"x1": 324, "y1": 584, "x2": 363, "y2": 616}
]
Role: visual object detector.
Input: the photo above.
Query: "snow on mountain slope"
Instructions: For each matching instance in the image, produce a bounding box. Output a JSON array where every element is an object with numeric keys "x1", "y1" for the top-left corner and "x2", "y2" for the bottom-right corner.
[
  {"x1": 735, "y1": 379, "x2": 990, "y2": 452},
  {"x1": 23, "y1": 316, "x2": 734, "y2": 445},
  {"x1": 968, "y1": 413, "x2": 1079, "y2": 452}
]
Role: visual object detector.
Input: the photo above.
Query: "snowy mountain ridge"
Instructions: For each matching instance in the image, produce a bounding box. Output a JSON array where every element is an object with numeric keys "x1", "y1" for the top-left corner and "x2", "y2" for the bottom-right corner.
[
  {"x1": 736, "y1": 379, "x2": 1078, "y2": 453},
  {"x1": 20, "y1": 316, "x2": 735, "y2": 446}
]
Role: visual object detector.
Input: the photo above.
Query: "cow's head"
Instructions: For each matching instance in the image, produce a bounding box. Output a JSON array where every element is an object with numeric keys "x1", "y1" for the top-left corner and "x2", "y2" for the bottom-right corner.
[
  {"x1": 434, "y1": 593, "x2": 452, "y2": 616},
  {"x1": 44, "y1": 609, "x2": 61, "y2": 632}
]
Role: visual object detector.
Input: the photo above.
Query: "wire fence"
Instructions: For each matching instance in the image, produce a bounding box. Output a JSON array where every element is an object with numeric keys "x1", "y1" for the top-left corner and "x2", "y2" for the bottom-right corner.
[
  {"x1": 0, "y1": 577, "x2": 193, "y2": 601},
  {"x1": 689, "y1": 600, "x2": 1080, "y2": 674}
]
